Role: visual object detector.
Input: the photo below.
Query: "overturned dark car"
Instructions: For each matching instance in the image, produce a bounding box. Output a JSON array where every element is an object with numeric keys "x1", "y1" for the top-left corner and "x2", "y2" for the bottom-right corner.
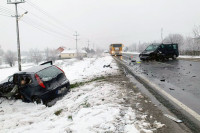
[
  {"x1": 0, "y1": 62, "x2": 70, "y2": 105},
  {"x1": 139, "y1": 43, "x2": 179, "y2": 61}
]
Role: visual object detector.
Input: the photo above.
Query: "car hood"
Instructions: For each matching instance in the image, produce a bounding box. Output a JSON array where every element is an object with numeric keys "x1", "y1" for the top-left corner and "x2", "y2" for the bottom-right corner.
[{"x1": 141, "y1": 51, "x2": 154, "y2": 55}]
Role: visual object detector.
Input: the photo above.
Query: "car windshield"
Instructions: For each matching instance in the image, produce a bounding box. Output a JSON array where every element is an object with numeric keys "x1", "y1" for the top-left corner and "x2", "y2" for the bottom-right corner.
[{"x1": 145, "y1": 45, "x2": 159, "y2": 51}]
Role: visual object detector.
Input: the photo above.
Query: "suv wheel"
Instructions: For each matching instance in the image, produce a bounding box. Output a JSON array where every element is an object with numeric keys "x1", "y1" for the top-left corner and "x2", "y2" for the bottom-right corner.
[{"x1": 172, "y1": 55, "x2": 177, "y2": 60}]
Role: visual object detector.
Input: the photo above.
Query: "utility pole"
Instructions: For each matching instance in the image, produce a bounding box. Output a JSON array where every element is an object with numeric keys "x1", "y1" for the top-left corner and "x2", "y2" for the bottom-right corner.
[
  {"x1": 161, "y1": 28, "x2": 163, "y2": 43},
  {"x1": 7, "y1": 0, "x2": 25, "y2": 71},
  {"x1": 73, "y1": 31, "x2": 79, "y2": 56}
]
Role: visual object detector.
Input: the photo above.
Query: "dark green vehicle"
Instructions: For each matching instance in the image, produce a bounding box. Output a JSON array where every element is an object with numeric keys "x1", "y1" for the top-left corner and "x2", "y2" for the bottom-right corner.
[{"x1": 139, "y1": 43, "x2": 179, "y2": 61}]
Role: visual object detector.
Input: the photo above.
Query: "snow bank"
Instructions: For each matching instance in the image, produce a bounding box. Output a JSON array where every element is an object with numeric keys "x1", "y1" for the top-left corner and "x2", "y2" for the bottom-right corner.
[
  {"x1": 122, "y1": 52, "x2": 140, "y2": 55},
  {"x1": 0, "y1": 56, "x2": 118, "y2": 83},
  {"x1": 56, "y1": 56, "x2": 119, "y2": 83},
  {"x1": 0, "y1": 56, "x2": 138, "y2": 132},
  {"x1": 0, "y1": 82, "x2": 138, "y2": 133},
  {"x1": 178, "y1": 55, "x2": 200, "y2": 59},
  {"x1": 0, "y1": 55, "x2": 164, "y2": 133}
]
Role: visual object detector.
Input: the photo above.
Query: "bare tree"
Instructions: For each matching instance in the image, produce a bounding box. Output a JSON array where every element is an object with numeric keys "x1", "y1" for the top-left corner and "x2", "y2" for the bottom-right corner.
[
  {"x1": 163, "y1": 34, "x2": 184, "y2": 44},
  {"x1": 29, "y1": 49, "x2": 43, "y2": 64},
  {"x1": 0, "y1": 45, "x2": 4, "y2": 56},
  {"x1": 193, "y1": 25, "x2": 200, "y2": 38},
  {"x1": 0, "y1": 46, "x2": 4, "y2": 65},
  {"x1": 44, "y1": 48, "x2": 58, "y2": 62},
  {"x1": 4, "y1": 50, "x2": 16, "y2": 67},
  {"x1": 138, "y1": 42, "x2": 150, "y2": 52},
  {"x1": 163, "y1": 34, "x2": 185, "y2": 53}
]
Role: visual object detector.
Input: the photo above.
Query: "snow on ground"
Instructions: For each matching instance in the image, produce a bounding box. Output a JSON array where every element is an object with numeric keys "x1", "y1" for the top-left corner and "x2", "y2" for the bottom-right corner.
[
  {"x1": 55, "y1": 55, "x2": 118, "y2": 83},
  {"x1": 122, "y1": 52, "x2": 140, "y2": 55},
  {"x1": 178, "y1": 55, "x2": 200, "y2": 59},
  {"x1": 0, "y1": 56, "x2": 118, "y2": 84},
  {"x1": 0, "y1": 55, "x2": 164, "y2": 133},
  {"x1": 0, "y1": 55, "x2": 140, "y2": 132},
  {"x1": 0, "y1": 82, "x2": 139, "y2": 133},
  {"x1": 0, "y1": 63, "x2": 35, "y2": 82}
]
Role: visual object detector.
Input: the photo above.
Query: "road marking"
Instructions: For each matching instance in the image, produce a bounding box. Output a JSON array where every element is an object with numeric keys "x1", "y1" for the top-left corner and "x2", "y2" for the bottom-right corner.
[
  {"x1": 115, "y1": 57, "x2": 200, "y2": 122},
  {"x1": 140, "y1": 75, "x2": 200, "y2": 121}
]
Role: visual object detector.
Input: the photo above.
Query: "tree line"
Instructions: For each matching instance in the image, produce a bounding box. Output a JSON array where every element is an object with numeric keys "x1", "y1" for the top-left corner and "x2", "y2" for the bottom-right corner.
[
  {"x1": 127, "y1": 26, "x2": 200, "y2": 56},
  {"x1": 0, "y1": 47, "x2": 57, "y2": 67}
]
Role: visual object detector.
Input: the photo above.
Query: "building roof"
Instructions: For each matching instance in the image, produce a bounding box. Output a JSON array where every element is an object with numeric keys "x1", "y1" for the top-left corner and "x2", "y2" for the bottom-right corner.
[
  {"x1": 61, "y1": 49, "x2": 87, "y2": 54},
  {"x1": 56, "y1": 47, "x2": 65, "y2": 53}
]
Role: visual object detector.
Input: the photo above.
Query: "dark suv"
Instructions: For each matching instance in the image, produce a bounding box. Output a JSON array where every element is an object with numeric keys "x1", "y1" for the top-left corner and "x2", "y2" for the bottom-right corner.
[
  {"x1": 0, "y1": 62, "x2": 70, "y2": 104},
  {"x1": 139, "y1": 43, "x2": 179, "y2": 61}
]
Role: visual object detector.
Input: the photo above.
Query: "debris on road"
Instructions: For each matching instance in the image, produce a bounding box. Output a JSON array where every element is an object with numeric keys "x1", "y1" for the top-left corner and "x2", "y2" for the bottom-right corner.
[
  {"x1": 160, "y1": 79, "x2": 165, "y2": 82},
  {"x1": 103, "y1": 64, "x2": 112, "y2": 68},
  {"x1": 164, "y1": 114, "x2": 183, "y2": 123},
  {"x1": 169, "y1": 88, "x2": 175, "y2": 90}
]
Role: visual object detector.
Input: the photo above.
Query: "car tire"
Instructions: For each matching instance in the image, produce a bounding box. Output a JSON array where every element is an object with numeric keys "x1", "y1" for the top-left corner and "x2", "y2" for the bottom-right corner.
[{"x1": 32, "y1": 96, "x2": 43, "y2": 104}]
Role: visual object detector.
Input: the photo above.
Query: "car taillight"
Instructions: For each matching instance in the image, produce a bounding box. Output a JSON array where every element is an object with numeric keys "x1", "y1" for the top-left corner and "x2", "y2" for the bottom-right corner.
[
  {"x1": 55, "y1": 66, "x2": 65, "y2": 74},
  {"x1": 35, "y1": 74, "x2": 45, "y2": 88}
]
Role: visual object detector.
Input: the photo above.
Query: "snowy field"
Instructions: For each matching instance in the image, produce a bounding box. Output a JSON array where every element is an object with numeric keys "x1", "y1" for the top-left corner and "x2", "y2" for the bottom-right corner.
[
  {"x1": 0, "y1": 55, "x2": 165, "y2": 133},
  {"x1": 0, "y1": 55, "x2": 141, "y2": 133}
]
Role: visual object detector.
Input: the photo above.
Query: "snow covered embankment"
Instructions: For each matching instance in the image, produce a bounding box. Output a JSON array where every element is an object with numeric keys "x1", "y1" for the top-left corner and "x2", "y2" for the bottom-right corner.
[{"x1": 0, "y1": 56, "x2": 140, "y2": 133}]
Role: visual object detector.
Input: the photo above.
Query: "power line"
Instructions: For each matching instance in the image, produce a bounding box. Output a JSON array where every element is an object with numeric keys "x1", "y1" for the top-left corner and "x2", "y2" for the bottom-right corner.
[
  {"x1": 21, "y1": 20, "x2": 62, "y2": 39},
  {"x1": 0, "y1": 6, "x2": 15, "y2": 15},
  {"x1": 21, "y1": 19, "x2": 72, "y2": 41},
  {"x1": 18, "y1": 5, "x2": 73, "y2": 37},
  {"x1": 20, "y1": 15, "x2": 74, "y2": 39},
  {"x1": 26, "y1": 1, "x2": 75, "y2": 33},
  {"x1": 25, "y1": 0, "x2": 92, "y2": 46},
  {"x1": 0, "y1": 9, "x2": 13, "y2": 15},
  {"x1": 0, "y1": 13, "x2": 12, "y2": 17}
]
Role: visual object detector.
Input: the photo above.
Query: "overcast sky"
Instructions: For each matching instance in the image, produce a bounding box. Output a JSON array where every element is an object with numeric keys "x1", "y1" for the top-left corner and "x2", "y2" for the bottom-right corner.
[{"x1": 0, "y1": 0, "x2": 200, "y2": 51}]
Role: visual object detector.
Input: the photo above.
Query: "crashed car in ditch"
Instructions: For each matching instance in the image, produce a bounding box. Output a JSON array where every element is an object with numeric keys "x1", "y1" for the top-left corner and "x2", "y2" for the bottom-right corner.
[
  {"x1": 139, "y1": 43, "x2": 179, "y2": 61},
  {"x1": 0, "y1": 61, "x2": 70, "y2": 104}
]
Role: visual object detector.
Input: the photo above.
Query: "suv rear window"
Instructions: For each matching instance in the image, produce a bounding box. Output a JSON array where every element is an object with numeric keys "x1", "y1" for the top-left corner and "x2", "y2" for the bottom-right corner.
[{"x1": 37, "y1": 66, "x2": 63, "y2": 82}]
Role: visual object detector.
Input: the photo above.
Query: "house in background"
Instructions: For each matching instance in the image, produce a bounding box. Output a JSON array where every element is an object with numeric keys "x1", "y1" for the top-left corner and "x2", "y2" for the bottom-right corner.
[
  {"x1": 60, "y1": 49, "x2": 87, "y2": 59},
  {"x1": 56, "y1": 46, "x2": 65, "y2": 54}
]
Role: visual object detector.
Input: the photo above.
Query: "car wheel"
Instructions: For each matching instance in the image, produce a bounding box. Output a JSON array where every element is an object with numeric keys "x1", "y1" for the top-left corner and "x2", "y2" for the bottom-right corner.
[
  {"x1": 32, "y1": 96, "x2": 43, "y2": 104},
  {"x1": 172, "y1": 55, "x2": 177, "y2": 60}
]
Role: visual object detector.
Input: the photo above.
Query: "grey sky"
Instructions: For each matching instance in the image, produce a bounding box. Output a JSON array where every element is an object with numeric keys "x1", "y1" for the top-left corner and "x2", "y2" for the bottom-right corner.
[{"x1": 0, "y1": 0, "x2": 200, "y2": 51}]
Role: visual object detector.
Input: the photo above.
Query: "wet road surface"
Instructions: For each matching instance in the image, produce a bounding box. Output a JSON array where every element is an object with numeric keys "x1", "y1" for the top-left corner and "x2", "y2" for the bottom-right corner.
[{"x1": 122, "y1": 53, "x2": 200, "y2": 115}]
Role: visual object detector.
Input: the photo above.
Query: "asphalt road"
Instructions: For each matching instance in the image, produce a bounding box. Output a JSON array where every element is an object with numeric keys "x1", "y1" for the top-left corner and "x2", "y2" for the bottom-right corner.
[{"x1": 122, "y1": 53, "x2": 200, "y2": 115}]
